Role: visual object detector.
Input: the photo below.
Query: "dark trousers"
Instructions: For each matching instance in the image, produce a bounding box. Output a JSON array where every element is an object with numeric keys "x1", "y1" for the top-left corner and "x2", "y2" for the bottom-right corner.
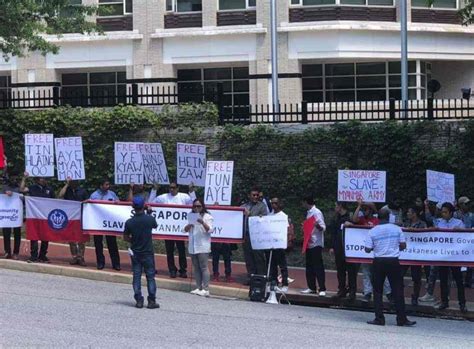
[
  {"x1": 165, "y1": 240, "x2": 187, "y2": 273},
  {"x1": 94, "y1": 235, "x2": 120, "y2": 268},
  {"x1": 243, "y1": 235, "x2": 266, "y2": 278},
  {"x1": 30, "y1": 240, "x2": 49, "y2": 260},
  {"x1": 372, "y1": 258, "x2": 407, "y2": 323},
  {"x1": 270, "y1": 249, "x2": 289, "y2": 286},
  {"x1": 401, "y1": 265, "x2": 422, "y2": 299},
  {"x1": 131, "y1": 253, "x2": 156, "y2": 302},
  {"x1": 465, "y1": 268, "x2": 473, "y2": 287},
  {"x1": 211, "y1": 243, "x2": 232, "y2": 275},
  {"x1": 439, "y1": 266, "x2": 466, "y2": 306},
  {"x1": 305, "y1": 246, "x2": 326, "y2": 292},
  {"x1": 334, "y1": 245, "x2": 359, "y2": 293},
  {"x1": 3, "y1": 227, "x2": 21, "y2": 255}
]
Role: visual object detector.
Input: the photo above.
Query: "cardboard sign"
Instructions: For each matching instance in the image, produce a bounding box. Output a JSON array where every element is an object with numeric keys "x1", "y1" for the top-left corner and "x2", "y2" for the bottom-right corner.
[
  {"x1": 55, "y1": 137, "x2": 85, "y2": 181},
  {"x1": 114, "y1": 142, "x2": 144, "y2": 185},
  {"x1": 426, "y1": 170, "x2": 455, "y2": 204},
  {"x1": 24, "y1": 134, "x2": 55, "y2": 177},
  {"x1": 177, "y1": 142, "x2": 206, "y2": 187},
  {"x1": 204, "y1": 161, "x2": 234, "y2": 206},
  {"x1": 0, "y1": 136, "x2": 5, "y2": 169},
  {"x1": 249, "y1": 215, "x2": 288, "y2": 250},
  {"x1": 141, "y1": 143, "x2": 169, "y2": 185},
  {"x1": 337, "y1": 170, "x2": 386, "y2": 203}
]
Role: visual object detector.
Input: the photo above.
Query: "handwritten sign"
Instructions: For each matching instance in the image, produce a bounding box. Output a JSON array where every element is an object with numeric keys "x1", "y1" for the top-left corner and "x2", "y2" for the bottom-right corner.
[
  {"x1": 24, "y1": 134, "x2": 54, "y2": 177},
  {"x1": 248, "y1": 215, "x2": 288, "y2": 250},
  {"x1": 114, "y1": 142, "x2": 144, "y2": 185},
  {"x1": 177, "y1": 142, "x2": 206, "y2": 187},
  {"x1": 205, "y1": 161, "x2": 233, "y2": 206},
  {"x1": 426, "y1": 170, "x2": 455, "y2": 204},
  {"x1": 337, "y1": 169, "x2": 386, "y2": 203},
  {"x1": 141, "y1": 143, "x2": 169, "y2": 185},
  {"x1": 0, "y1": 193, "x2": 23, "y2": 228},
  {"x1": 54, "y1": 137, "x2": 85, "y2": 181}
]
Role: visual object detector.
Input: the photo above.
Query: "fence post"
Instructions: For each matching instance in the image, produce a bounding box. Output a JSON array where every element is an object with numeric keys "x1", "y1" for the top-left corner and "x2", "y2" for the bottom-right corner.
[
  {"x1": 216, "y1": 83, "x2": 224, "y2": 125},
  {"x1": 389, "y1": 98, "x2": 395, "y2": 120},
  {"x1": 53, "y1": 86, "x2": 60, "y2": 107},
  {"x1": 301, "y1": 100, "x2": 308, "y2": 124},
  {"x1": 427, "y1": 97, "x2": 434, "y2": 119},
  {"x1": 131, "y1": 83, "x2": 139, "y2": 105}
]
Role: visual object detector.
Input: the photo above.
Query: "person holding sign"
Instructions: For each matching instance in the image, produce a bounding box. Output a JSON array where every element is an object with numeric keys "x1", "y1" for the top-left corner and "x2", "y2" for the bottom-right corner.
[
  {"x1": 1, "y1": 174, "x2": 22, "y2": 260},
  {"x1": 90, "y1": 179, "x2": 121, "y2": 271},
  {"x1": 152, "y1": 181, "x2": 196, "y2": 278},
  {"x1": 184, "y1": 198, "x2": 214, "y2": 297},
  {"x1": 20, "y1": 172, "x2": 54, "y2": 263},
  {"x1": 269, "y1": 198, "x2": 290, "y2": 293}
]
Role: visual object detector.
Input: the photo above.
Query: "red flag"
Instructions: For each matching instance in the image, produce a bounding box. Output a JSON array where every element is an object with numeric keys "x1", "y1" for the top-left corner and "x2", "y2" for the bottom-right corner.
[
  {"x1": 0, "y1": 136, "x2": 5, "y2": 169},
  {"x1": 302, "y1": 216, "x2": 316, "y2": 253}
]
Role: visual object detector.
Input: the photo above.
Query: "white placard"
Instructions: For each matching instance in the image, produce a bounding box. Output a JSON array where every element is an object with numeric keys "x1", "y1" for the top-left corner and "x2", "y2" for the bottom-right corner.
[
  {"x1": 344, "y1": 226, "x2": 474, "y2": 265},
  {"x1": 426, "y1": 170, "x2": 455, "y2": 204},
  {"x1": 24, "y1": 133, "x2": 54, "y2": 177},
  {"x1": 0, "y1": 193, "x2": 23, "y2": 228},
  {"x1": 114, "y1": 142, "x2": 144, "y2": 185},
  {"x1": 141, "y1": 143, "x2": 169, "y2": 185},
  {"x1": 54, "y1": 137, "x2": 85, "y2": 180},
  {"x1": 204, "y1": 161, "x2": 234, "y2": 206},
  {"x1": 248, "y1": 215, "x2": 288, "y2": 250},
  {"x1": 177, "y1": 142, "x2": 206, "y2": 187},
  {"x1": 337, "y1": 169, "x2": 386, "y2": 203}
]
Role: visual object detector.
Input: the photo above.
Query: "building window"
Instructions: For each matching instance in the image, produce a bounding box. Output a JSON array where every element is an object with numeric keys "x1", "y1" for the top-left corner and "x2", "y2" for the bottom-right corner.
[
  {"x1": 411, "y1": 0, "x2": 457, "y2": 8},
  {"x1": 166, "y1": 0, "x2": 202, "y2": 12},
  {"x1": 61, "y1": 71, "x2": 127, "y2": 107},
  {"x1": 290, "y1": 0, "x2": 394, "y2": 5},
  {"x1": 302, "y1": 61, "x2": 425, "y2": 102},
  {"x1": 219, "y1": 0, "x2": 256, "y2": 10},
  {"x1": 177, "y1": 67, "x2": 249, "y2": 115},
  {"x1": 0, "y1": 76, "x2": 11, "y2": 108},
  {"x1": 98, "y1": 0, "x2": 133, "y2": 16}
]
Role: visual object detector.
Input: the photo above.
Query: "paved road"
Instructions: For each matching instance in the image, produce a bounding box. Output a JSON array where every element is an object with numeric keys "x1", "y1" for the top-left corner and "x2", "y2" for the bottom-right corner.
[{"x1": 0, "y1": 269, "x2": 473, "y2": 348}]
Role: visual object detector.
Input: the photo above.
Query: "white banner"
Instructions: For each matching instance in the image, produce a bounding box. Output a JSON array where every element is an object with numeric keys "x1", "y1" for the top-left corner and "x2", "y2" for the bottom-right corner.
[
  {"x1": 177, "y1": 143, "x2": 206, "y2": 187},
  {"x1": 204, "y1": 161, "x2": 234, "y2": 206},
  {"x1": 426, "y1": 169, "x2": 455, "y2": 204},
  {"x1": 0, "y1": 193, "x2": 23, "y2": 228},
  {"x1": 25, "y1": 133, "x2": 54, "y2": 177},
  {"x1": 55, "y1": 137, "x2": 85, "y2": 181},
  {"x1": 82, "y1": 201, "x2": 244, "y2": 242},
  {"x1": 344, "y1": 226, "x2": 474, "y2": 266},
  {"x1": 248, "y1": 215, "x2": 288, "y2": 250},
  {"x1": 337, "y1": 169, "x2": 386, "y2": 203},
  {"x1": 141, "y1": 143, "x2": 169, "y2": 185},
  {"x1": 114, "y1": 142, "x2": 144, "y2": 185}
]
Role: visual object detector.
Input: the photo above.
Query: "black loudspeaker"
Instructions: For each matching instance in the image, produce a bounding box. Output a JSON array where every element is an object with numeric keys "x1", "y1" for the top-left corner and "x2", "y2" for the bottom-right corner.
[{"x1": 249, "y1": 274, "x2": 267, "y2": 302}]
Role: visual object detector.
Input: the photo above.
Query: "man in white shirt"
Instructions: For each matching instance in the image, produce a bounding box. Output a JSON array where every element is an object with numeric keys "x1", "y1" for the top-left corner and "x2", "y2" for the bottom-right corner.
[{"x1": 152, "y1": 181, "x2": 195, "y2": 278}]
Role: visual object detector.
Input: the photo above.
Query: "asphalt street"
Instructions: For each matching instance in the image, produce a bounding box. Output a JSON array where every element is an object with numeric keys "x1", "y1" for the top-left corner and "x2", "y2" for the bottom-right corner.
[{"x1": 0, "y1": 269, "x2": 473, "y2": 348}]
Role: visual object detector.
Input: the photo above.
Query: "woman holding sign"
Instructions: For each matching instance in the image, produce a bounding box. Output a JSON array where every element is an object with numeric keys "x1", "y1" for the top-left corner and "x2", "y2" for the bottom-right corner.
[{"x1": 184, "y1": 198, "x2": 213, "y2": 297}]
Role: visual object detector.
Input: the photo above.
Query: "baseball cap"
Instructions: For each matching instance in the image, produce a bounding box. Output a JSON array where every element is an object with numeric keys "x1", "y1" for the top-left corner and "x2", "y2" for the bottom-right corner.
[
  {"x1": 458, "y1": 196, "x2": 471, "y2": 205},
  {"x1": 132, "y1": 196, "x2": 145, "y2": 209}
]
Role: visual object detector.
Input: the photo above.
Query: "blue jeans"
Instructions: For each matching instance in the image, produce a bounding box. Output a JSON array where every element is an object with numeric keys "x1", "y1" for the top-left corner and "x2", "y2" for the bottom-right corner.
[{"x1": 131, "y1": 253, "x2": 157, "y2": 302}]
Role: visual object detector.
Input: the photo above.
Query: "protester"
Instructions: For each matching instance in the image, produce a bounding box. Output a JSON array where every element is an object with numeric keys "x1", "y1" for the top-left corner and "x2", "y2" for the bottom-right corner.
[
  {"x1": 269, "y1": 198, "x2": 289, "y2": 293},
  {"x1": 241, "y1": 186, "x2": 268, "y2": 285},
  {"x1": 259, "y1": 191, "x2": 272, "y2": 214},
  {"x1": 20, "y1": 171, "x2": 54, "y2": 263},
  {"x1": 90, "y1": 179, "x2": 121, "y2": 271},
  {"x1": 185, "y1": 198, "x2": 213, "y2": 297},
  {"x1": 58, "y1": 177, "x2": 88, "y2": 266},
  {"x1": 300, "y1": 197, "x2": 326, "y2": 296},
  {"x1": 127, "y1": 183, "x2": 150, "y2": 202},
  {"x1": 382, "y1": 199, "x2": 403, "y2": 226},
  {"x1": 455, "y1": 196, "x2": 473, "y2": 288},
  {"x1": 123, "y1": 196, "x2": 159, "y2": 309},
  {"x1": 211, "y1": 243, "x2": 233, "y2": 283},
  {"x1": 329, "y1": 202, "x2": 358, "y2": 301},
  {"x1": 1, "y1": 174, "x2": 21, "y2": 260},
  {"x1": 152, "y1": 181, "x2": 195, "y2": 278}
]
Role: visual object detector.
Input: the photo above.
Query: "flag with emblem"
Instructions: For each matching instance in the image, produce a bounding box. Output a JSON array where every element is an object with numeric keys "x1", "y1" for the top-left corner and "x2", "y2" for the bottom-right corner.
[{"x1": 25, "y1": 196, "x2": 88, "y2": 243}]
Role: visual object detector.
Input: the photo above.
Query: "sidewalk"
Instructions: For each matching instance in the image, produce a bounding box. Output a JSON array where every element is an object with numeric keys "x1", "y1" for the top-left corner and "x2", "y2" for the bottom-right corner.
[{"x1": 1, "y1": 238, "x2": 472, "y2": 319}]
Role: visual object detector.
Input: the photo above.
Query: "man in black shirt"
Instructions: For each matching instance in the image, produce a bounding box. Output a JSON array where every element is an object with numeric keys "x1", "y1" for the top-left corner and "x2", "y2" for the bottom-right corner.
[
  {"x1": 123, "y1": 196, "x2": 159, "y2": 309},
  {"x1": 20, "y1": 171, "x2": 54, "y2": 263}
]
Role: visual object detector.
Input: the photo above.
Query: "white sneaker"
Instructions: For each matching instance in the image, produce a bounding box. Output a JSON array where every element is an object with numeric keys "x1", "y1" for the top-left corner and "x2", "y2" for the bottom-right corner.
[
  {"x1": 419, "y1": 293, "x2": 436, "y2": 302},
  {"x1": 190, "y1": 288, "x2": 200, "y2": 295},
  {"x1": 197, "y1": 289, "x2": 210, "y2": 297},
  {"x1": 300, "y1": 288, "x2": 316, "y2": 294},
  {"x1": 275, "y1": 286, "x2": 288, "y2": 293},
  {"x1": 319, "y1": 291, "x2": 326, "y2": 297},
  {"x1": 288, "y1": 277, "x2": 295, "y2": 284}
]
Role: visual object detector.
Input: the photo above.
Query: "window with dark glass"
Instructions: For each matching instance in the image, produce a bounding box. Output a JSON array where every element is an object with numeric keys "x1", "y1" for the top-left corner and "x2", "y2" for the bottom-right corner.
[
  {"x1": 219, "y1": 0, "x2": 256, "y2": 10},
  {"x1": 166, "y1": 0, "x2": 202, "y2": 12},
  {"x1": 98, "y1": 0, "x2": 133, "y2": 16},
  {"x1": 0, "y1": 76, "x2": 11, "y2": 108},
  {"x1": 412, "y1": 0, "x2": 456, "y2": 8}
]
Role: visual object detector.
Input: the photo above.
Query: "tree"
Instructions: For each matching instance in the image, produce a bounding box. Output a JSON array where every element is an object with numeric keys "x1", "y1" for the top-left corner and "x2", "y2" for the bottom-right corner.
[
  {"x1": 458, "y1": 0, "x2": 474, "y2": 25},
  {"x1": 0, "y1": 0, "x2": 99, "y2": 60}
]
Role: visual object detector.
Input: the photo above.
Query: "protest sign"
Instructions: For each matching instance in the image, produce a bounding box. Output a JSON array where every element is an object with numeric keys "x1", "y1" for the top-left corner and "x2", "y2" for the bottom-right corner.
[
  {"x1": 114, "y1": 142, "x2": 144, "y2": 185},
  {"x1": 337, "y1": 169, "x2": 386, "y2": 203},
  {"x1": 177, "y1": 142, "x2": 206, "y2": 187},
  {"x1": 141, "y1": 142, "x2": 169, "y2": 185},
  {"x1": 55, "y1": 137, "x2": 85, "y2": 181},
  {"x1": 0, "y1": 136, "x2": 5, "y2": 169},
  {"x1": 204, "y1": 161, "x2": 234, "y2": 206},
  {"x1": 82, "y1": 200, "x2": 244, "y2": 242},
  {"x1": 248, "y1": 215, "x2": 288, "y2": 250},
  {"x1": 302, "y1": 216, "x2": 316, "y2": 253},
  {"x1": 426, "y1": 170, "x2": 455, "y2": 204},
  {"x1": 0, "y1": 193, "x2": 23, "y2": 228},
  {"x1": 344, "y1": 226, "x2": 474, "y2": 266},
  {"x1": 24, "y1": 133, "x2": 55, "y2": 177}
]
